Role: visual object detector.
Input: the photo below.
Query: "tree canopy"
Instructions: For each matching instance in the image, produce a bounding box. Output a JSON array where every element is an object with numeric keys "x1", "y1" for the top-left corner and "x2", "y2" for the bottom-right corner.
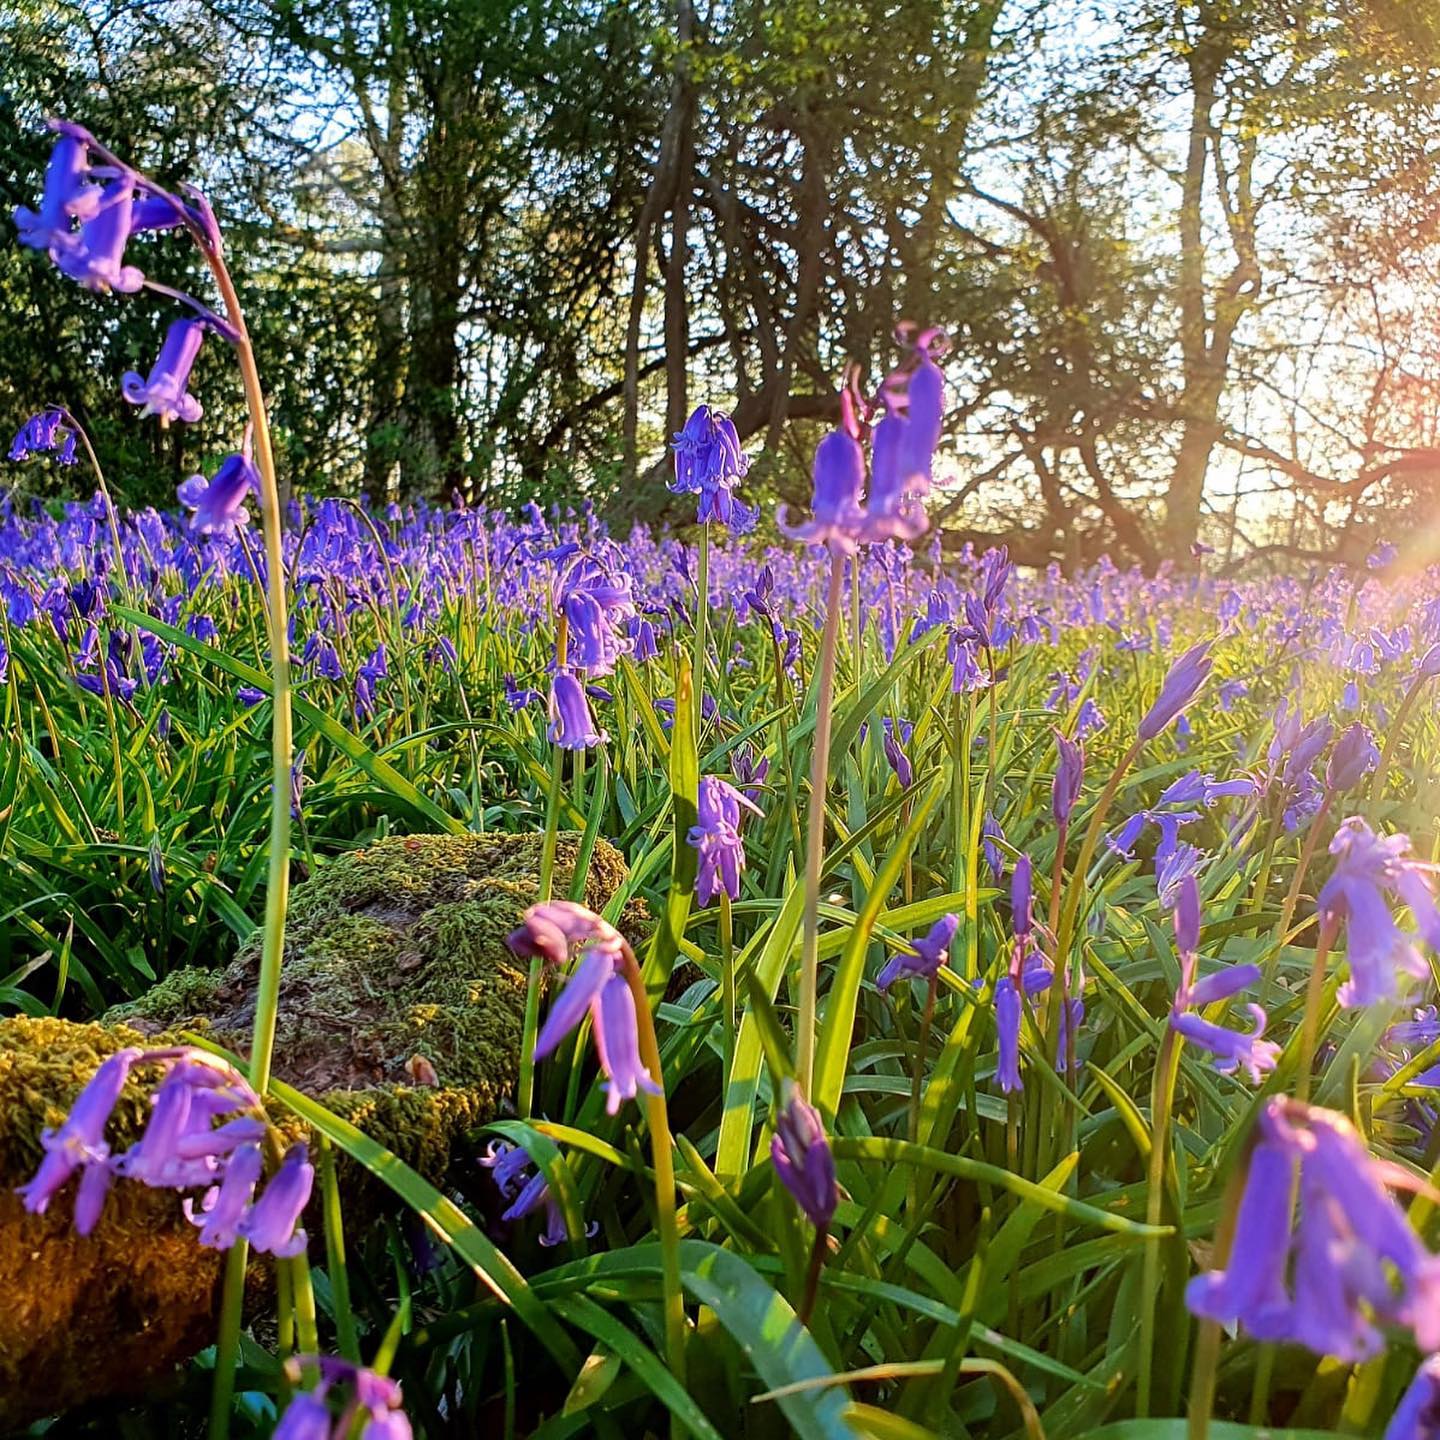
[{"x1": 3, "y1": 0, "x2": 1439, "y2": 568}]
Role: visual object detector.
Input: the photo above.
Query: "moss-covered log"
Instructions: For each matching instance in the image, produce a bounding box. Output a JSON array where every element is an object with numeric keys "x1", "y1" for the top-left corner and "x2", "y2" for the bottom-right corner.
[{"x1": 0, "y1": 832, "x2": 635, "y2": 1429}]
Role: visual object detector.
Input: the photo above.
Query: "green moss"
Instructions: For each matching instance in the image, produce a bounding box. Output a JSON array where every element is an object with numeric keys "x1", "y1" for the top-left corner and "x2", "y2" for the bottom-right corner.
[{"x1": 0, "y1": 831, "x2": 641, "y2": 1426}]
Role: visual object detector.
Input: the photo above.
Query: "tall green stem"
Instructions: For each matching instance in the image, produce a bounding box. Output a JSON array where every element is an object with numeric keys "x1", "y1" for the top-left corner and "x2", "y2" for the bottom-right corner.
[
  {"x1": 202, "y1": 231, "x2": 293, "y2": 1440},
  {"x1": 694, "y1": 523, "x2": 709, "y2": 709},
  {"x1": 1296, "y1": 916, "x2": 1339, "y2": 1105},
  {"x1": 797, "y1": 553, "x2": 846, "y2": 1092},
  {"x1": 719, "y1": 889, "x2": 736, "y2": 1084},
  {"x1": 1137, "y1": 1025, "x2": 1180, "y2": 1415},
  {"x1": 621, "y1": 940, "x2": 686, "y2": 1437}
]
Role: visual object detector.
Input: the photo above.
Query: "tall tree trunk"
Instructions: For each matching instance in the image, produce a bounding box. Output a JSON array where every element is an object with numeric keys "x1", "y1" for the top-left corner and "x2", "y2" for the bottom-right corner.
[{"x1": 1165, "y1": 38, "x2": 1222, "y2": 563}]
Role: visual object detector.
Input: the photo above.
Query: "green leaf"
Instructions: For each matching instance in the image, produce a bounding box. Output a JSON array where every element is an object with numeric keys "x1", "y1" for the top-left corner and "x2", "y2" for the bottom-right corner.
[
  {"x1": 549, "y1": 1294, "x2": 724, "y2": 1439},
  {"x1": 814, "y1": 779, "x2": 942, "y2": 1118},
  {"x1": 679, "y1": 1243, "x2": 859, "y2": 1440},
  {"x1": 262, "y1": 1074, "x2": 579, "y2": 1372},
  {"x1": 829, "y1": 1137, "x2": 1168, "y2": 1237},
  {"x1": 112, "y1": 606, "x2": 462, "y2": 834}
]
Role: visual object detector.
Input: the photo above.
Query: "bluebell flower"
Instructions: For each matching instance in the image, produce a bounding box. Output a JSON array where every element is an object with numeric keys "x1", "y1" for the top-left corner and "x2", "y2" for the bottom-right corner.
[
  {"x1": 771, "y1": 1081, "x2": 839, "y2": 1230},
  {"x1": 688, "y1": 776, "x2": 761, "y2": 905},
  {"x1": 670, "y1": 405, "x2": 755, "y2": 533},
  {"x1": 981, "y1": 812, "x2": 1004, "y2": 882},
  {"x1": 882, "y1": 716, "x2": 914, "y2": 788},
  {"x1": 274, "y1": 1357, "x2": 412, "y2": 1440},
  {"x1": 14, "y1": 135, "x2": 102, "y2": 254},
  {"x1": 1326, "y1": 723, "x2": 1379, "y2": 792},
  {"x1": 1076, "y1": 697, "x2": 1107, "y2": 738},
  {"x1": 236, "y1": 1141, "x2": 313, "y2": 1257},
  {"x1": 9, "y1": 409, "x2": 78, "y2": 465},
  {"x1": 1384, "y1": 1356, "x2": 1440, "y2": 1440},
  {"x1": 480, "y1": 1138, "x2": 594, "y2": 1247},
  {"x1": 355, "y1": 644, "x2": 388, "y2": 719},
  {"x1": 994, "y1": 976, "x2": 1022, "y2": 1093},
  {"x1": 178, "y1": 454, "x2": 257, "y2": 536},
  {"x1": 1053, "y1": 730, "x2": 1083, "y2": 823},
  {"x1": 504, "y1": 674, "x2": 542, "y2": 711},
  {"x1": 779, "y1": 425, "x2": 867, "y2": 553},
  {"x1": 53, "y1": 179, "x2": 144, "y2": 293},
  {"x1": 186, "y1": 1140, "x2": 262, "y2": 1249},
  {"x1": 1137, "y1": 640, "x2": 1213, "y2": 741},
  {"x1": 15, "y1": 1046, "x2": 142, "y2": 1234},
  {"x1": 511, "y1": 903, "x2": 658, "y2": 1115},
  {"x1": 117, "y1": 1056, "x2": 264, "y2": 1189},
  {"x1": 547, "y1": 669, "x2": 607, "y2": 750},
  {"x1": 1187, "y1": 1098, "x2": 1440, "y2": 1359},
  {"x1": 122, "y1": 318, "x2": 205, "y2": 425},
  {"x1": 1319, "y1": 818, "x2": 1440, "y2": 1008},
  {"x1": 877, "y1": 913, "x2": 959, "y2": 990}
]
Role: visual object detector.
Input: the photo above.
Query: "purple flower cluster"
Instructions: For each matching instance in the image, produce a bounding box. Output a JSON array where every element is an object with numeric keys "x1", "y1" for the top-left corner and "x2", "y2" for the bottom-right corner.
[
  {"x1": 16, "y1": 1046, "x2": 310, "y2": 1255},
  {"x1": 507, "y1": 902, "x2": 659, "y2": 1115},
  {"x1": 689, "y1": 775, "x2": 762, "y2": 905},
  {"x1": 274, "y1": 1356, "x2": 411, "y2": 1440},
  {"x1": 1318, "y1": 818, "x2": 1440, "y2": 1008},
  {"x1": 1167, "y1": 875, "x2": 1278, "y2": 1084},
  {"x1": 1188, "y1": 1098, "x2": 1440, "y2": 1360},
  {"x1": 780, "y1": 329, "x2": 946, "y2": 552},
  {"x1": 671, "y1": 405, "x2": 755, "y2": 533}
]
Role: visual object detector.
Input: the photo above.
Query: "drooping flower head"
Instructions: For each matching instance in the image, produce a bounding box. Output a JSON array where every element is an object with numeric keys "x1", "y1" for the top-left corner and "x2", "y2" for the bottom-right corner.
[
  {"x1": 877, "y1": 913, "x2": 959, "y2": 990},
  {"x1": 274, "y1": 1357, "x2": 412, "y2": 1440},
  {"x1": 547, "y1": 669, "x2": 608, "y2": 750},
  {"x1": 1187, "y1": 1098, "x2": 1440, "y2": 1361},
  {"x1": 1326, "y1": 722, "x2": 1379, "y2": 792},
  {"x1": 688, "y1": 775, "x2": 762, "y2": 905},
  {"x1": 771, "y1": 1080, "x2": 839, "y2": 1230},
  {"x1": 52, "y1": 178, "x2": 144, "y2": 293},
  {"x1": 9, "y1": 409, "x2": 78, "y2": 465},
  {"x1": 178, "y1": 453, "x2": 258, "y2": 537},
  {"x1": 670, "y1": 405, "x2": 755, "y2": 533},
  {"x1": 480, "y1": 1138, "x2": 595, "y2": 1248},
  {"x1": 122, "y1": 317, "x2": 205, "y2": 426},
  {"x1": 14, "y1": 134, "x2": 103, "y2": 254},
  {"x1": 1385, "y1": 1356, "x2": 1440, "y2": 1440},
  {"x1": 778, "y1": 385, "x2": 868, "y2": 553},
  {"x1": 881, "y1": 716, "x2": 914, "y2": 788},
  {"x1": 780, "y1": 331, "x2": 947, "y2": 552},
  {"x1": 15, "y1": 1046, "x2": 143, "y2": 1234},
  {"x1": 508, "y1": 903, "x2": 659, "y2": 1115},
  {"x1": 1318, "y1": 817, "x2": 1440, "y2": 1008}
]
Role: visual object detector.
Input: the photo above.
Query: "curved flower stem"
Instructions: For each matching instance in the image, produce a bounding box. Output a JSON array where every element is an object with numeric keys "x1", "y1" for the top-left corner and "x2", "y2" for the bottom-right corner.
[
  {"x1": 694, "y1": 522, "x2": 709, "y2": 710},
  {"x1": 520, "y1": 614, "x2": 570, "y2": 1119},
  {"x1": 200, "y1": 231, "x2": 293, "y2": 1440},
  {"x1": 719, "y1": 889, "x2": 736, "y2": 1084},
  {"x1": 621, "y1": 941, "x2": 686, "y2": 1436},
  {"x1": 1137, "y1": 1024, "x2": 1181, "y2": 1415},
  {"x1": 851, "y1": 556, "x2": 862, "y2": 674},
  {"x1": 797, "y1": 551, "x2": 846, "y2": 1092},
  {"x1": 1270, "y1": 791, "x2": 1333, "y2": 960}
]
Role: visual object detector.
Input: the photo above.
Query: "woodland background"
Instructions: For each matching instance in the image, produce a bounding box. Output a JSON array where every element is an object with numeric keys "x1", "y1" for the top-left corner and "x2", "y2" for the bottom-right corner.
[{"x1": 4, "y1": 0, "x2": 1440, "y2": 570}]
